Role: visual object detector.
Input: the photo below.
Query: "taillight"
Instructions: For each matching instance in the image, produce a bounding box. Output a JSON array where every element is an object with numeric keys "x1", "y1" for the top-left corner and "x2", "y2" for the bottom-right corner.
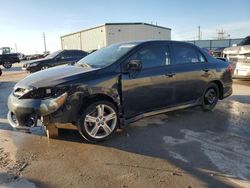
[{"x1": 227, "y1": 64, "x2": 233, "y2": 75}]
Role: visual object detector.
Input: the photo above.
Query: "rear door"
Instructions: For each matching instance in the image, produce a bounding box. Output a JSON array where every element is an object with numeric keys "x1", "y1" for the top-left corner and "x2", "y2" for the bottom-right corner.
[
  {"x1": 171, "y1": 42, "x2": 214, "y2": 104},
  {"x1": 121, "y1": 42, "x2": 177, "y2": 118}
]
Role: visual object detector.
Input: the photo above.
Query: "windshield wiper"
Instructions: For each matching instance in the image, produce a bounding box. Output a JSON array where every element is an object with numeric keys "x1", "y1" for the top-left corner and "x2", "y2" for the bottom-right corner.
[{"x1": 77, "y1": 62, "x2": 92, "y2": 68}]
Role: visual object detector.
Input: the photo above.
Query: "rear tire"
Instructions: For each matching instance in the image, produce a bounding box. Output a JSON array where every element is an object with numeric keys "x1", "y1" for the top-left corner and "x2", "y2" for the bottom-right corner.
[
  {"x1": 78, "y1": 100, "x2": 118, "y2": 142},
  {"x1": 3, "y1": 62, "x2": 12, "y2": 69},
  {"x1": 201, "y1": 83, "x2": 219, "y2": 111}
]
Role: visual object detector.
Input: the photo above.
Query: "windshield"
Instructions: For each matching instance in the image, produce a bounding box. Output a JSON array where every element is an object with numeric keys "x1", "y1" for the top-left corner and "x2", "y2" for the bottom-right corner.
[
  {"x1": 45, "y1": 50, "x2": 63, "y2": 59},
  {"x1": 76, "y1": 43, "x2": 138, "y2": 68}
]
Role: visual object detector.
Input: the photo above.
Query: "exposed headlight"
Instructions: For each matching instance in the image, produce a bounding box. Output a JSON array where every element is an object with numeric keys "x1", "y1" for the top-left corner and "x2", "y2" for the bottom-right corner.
[
  {"x1": 20, "y1": 86, "x2": 70, "y2": 99},
  {"x1": 28, "y1": 62, "x2": 39, "y2": 67}
]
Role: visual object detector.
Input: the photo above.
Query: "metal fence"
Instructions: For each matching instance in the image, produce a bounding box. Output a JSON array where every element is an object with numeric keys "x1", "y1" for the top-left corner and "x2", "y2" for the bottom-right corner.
[{"x1": 186, "y1": 38, "x2": 243, "y2": 50}]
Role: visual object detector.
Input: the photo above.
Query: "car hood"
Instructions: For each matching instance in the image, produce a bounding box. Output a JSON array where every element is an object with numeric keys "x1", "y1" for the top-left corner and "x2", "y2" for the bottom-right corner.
[
  {"x1": 23, "y1": 58, "x2": 50, "y2": 66},
  {"x1": 223, "y1": 45, "x2": 250, "y2": 55},
  {"x1": 15, "y1": 65, "x2": 98, "y2": 89}
]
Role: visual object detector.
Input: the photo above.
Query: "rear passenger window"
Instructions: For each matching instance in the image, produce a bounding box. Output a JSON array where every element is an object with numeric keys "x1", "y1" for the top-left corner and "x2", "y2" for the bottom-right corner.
[
  {"x1": 60, "y1": 51, "x2": 74, "y2": 59},
  {"x1": 75, "y1": 51, "x2": 86, "y2": 57},
  {"x1": 173, "y1": 43, "x2": 205, "y2": 64},
  {"x1": 130, "y1": 45, "x2": 171, "y2": 69}
]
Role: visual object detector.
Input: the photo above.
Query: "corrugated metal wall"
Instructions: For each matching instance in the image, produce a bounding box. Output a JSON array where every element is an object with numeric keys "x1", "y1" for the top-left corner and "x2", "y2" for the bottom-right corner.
[
  {"x1": 61, "y1": 24, "x2": 171, "y2": 52},
  {"x1": 80, "y1": 26, "x2": 106, "y2": 51},
  {"x1": 61, "y1": 33, "x2": 81, "y2": 50},
  {"x1": 187, "y1": 38, "x2": 243, "y2": 50},
  {"x1": 106, "y1": 24, "x2": 171, "y2": 45}
]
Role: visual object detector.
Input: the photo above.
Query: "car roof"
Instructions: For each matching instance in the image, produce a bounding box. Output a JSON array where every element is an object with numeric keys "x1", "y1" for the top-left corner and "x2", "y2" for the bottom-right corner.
[
  {"x1": 62, "y1": 49, "x2": 87, "y2": 53},
  {"x1": 113, "y1": 40, "x2": 196, "y2": 47}
]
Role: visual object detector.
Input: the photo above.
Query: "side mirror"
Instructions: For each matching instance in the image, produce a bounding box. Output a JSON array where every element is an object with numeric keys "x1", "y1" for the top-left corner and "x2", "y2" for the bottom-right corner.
[{"x1": 126, "y1": 60, "x2": 142, "y2": 72}]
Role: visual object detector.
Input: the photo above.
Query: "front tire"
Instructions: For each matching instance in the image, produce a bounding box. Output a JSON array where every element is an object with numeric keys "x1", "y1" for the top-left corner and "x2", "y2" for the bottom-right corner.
[
  {"x1": 41, "y1": 66, "x2": 49, "y2": 70},
  {"x1": 78, "y1": 100, "x2": 118, "y2": 142},
  {"x1": 201, "y1": 83, "x2": 219, "y2": 111}
]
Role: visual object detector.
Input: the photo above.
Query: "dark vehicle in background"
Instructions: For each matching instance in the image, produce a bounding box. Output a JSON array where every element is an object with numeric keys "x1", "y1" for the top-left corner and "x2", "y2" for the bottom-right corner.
[
  {"x1": 8, "y1": 41, "x2": 232, "y2": 142},
  {"x1": 23, "y1": 49, "x2": 88, "y2": 73},
  {"x1": 202, "y1": 47, "x2": 213, "y2": 56},
  {"x1": 213, "y1": 47, "x2": 226, "y2": 57},
  {"x1": 216, "y1": 57, "x2": 229, "y2": 62},
  {"x1": 26, "y1": 54, "x2": 47, "y2": 61},
  {"x1": 18, "y1": 53, "x2": 26, "y2": 61},
  {"x1": 0, "y1": 47, "x2": 20, "y2": 69},
  {"x1": 223, "y1": 36, "x2": 250, "y2": 78}
]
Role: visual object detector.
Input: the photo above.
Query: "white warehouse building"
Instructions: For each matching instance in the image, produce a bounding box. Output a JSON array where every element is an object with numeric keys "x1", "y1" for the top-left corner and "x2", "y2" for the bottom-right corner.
[{"x1": 61, "y1": 22, "x2": 171, "y2": 52}]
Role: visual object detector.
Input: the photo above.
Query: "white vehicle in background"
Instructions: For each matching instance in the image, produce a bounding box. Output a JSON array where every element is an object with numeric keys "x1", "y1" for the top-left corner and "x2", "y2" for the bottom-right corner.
[{"x1": 223, "y1": 36, "x2": 250, "y2": 79}]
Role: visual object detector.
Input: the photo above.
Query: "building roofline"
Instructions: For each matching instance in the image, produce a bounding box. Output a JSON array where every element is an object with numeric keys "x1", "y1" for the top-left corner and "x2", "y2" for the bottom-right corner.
[
  {"x1": 61, "y1": 22, "x2": 171, "y2": 38},
  {"x1": 104, "y1": 22, "x2": 171, "y2": 30}
]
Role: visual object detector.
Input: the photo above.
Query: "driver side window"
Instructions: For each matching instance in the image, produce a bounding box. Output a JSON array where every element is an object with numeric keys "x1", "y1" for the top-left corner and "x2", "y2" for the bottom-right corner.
[
  {"x1": 130, "y1": 45, "x2": 171, "y2": 69},
  {"x1": 58, "y1": 51, "x2": 73, "y2": 59}
]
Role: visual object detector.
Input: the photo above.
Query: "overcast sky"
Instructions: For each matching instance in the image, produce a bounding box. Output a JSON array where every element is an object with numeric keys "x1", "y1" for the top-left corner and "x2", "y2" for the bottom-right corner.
[{"x1": 0, "y1": 0, "x2": 249, "y2": 54}]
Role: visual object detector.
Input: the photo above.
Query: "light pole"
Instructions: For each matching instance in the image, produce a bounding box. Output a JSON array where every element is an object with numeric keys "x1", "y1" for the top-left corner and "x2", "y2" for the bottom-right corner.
[{"x1": 43, "y1": 32, "x2": 47, "y2": 53}]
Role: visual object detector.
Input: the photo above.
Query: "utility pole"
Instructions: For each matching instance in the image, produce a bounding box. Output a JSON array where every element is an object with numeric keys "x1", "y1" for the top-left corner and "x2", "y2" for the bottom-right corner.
[
  {"x1": 43, "y1": 32, "x2": 47, "y2": 53},
  {"x1": 15, "y1": 43, "x2": 17, "y2": 52},
  {"x1": 198, "y1": 26, "x2": 201, "y2": 40}
]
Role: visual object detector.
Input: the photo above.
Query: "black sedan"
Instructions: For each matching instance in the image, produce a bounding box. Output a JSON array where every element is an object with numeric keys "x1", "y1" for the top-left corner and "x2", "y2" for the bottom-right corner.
[
  {"x1": 8, "y1": 40, "x2": 232, "y2": 142},
  {"x1": 22, "y1": 49, "x2": 88, "y2": 73}
]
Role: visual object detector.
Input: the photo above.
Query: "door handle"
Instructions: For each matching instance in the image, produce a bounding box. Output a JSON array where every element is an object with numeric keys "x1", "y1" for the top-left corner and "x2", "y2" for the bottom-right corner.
[
  {"x1": 203, "y1": 68, "x2": 210, "y2": 72},
  {"x1": 165, "y1": 72, "x2": 176, "y2": 77}
]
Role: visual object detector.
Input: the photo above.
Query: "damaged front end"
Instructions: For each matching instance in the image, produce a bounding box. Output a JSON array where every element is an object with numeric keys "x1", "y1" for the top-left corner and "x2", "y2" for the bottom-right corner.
[{"x1": 7, "y1": 86, "x2": 68, "y2": 131}]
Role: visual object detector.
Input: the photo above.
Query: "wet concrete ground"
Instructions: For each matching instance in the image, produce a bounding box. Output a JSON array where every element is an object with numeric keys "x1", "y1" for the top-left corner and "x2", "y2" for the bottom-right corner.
[{"x1": 0, "y1": 64, "x2": 250, "y2": 188}]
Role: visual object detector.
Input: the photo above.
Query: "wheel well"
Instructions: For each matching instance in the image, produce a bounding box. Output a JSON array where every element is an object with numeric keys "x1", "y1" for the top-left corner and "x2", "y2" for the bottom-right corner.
[
  {"x1": 81, "y1": 94, "x2": 118, "y2": 111},
  {"x1": 211, "y1": 80, "x2": 223, "y2": 99}
]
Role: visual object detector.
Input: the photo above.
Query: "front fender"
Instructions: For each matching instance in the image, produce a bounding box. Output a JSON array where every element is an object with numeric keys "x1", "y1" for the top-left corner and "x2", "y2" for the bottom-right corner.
[{"x1": 48, "y1": 85, "x2": 121, "y2": 124}]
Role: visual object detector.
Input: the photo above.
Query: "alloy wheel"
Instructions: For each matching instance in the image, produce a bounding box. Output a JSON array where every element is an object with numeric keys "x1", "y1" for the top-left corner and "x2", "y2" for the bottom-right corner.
[
  {"x1": 204, "y1": 88, "x2": 217, "y2": 105},
  {"x1": 84, "y1": 104, "x2": 117, "y2": 139}
]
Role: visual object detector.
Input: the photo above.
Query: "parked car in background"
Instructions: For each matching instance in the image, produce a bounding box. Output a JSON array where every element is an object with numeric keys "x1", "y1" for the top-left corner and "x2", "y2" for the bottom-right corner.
[
  {"x1": 23, "y1": 49, "x2": 88, "y2": 73},
  {"x1": 8, "y1": 40, "x2": 233, "y2": 142},
  {"x1": 202, "y1": 48, "x2": 213, "y2": 56},
  {"x1": 18, "y1": 53, "x2": 26, "y2": 61},
  {"x1": 223, "y1": 36, "x2": 250, "y2": 78},
  {"x1": 27, "y1": 54, "x2": 46, "y2": 60},
  {"x1": 87, "y1": 49, "x2": 97, "y2": 54},
  {"x1": 0, "y1": 47, "x2": 20, "y2": 69},
  {"x1": 213, "y1": 47, "x2": 226, "y2": 57}
]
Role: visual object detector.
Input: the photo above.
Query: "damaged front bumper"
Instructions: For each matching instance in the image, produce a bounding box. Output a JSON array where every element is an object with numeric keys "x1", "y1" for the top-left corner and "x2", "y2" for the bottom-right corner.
[{"x1": 7, "y1": 93, "x2": 68, "y2": 130}]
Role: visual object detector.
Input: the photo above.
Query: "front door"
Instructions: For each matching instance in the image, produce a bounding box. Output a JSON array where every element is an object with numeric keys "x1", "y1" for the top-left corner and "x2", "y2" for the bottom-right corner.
[{"x1": 121, "y1": 43, "x2": 176, "y2": 118}]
